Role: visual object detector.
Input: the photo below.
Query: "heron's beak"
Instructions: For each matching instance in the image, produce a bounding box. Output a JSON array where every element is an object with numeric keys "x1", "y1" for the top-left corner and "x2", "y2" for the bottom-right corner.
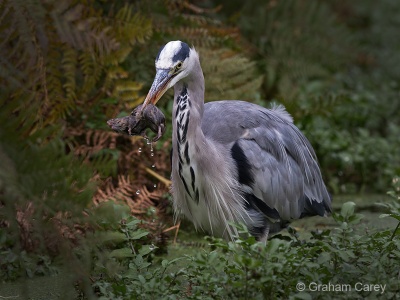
[{"x1": 142, "y1": 69, "x2": 173, "y2": 108}]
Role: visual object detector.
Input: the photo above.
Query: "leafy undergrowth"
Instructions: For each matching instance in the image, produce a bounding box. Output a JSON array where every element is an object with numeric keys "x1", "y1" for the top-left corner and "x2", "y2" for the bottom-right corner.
[
  {"x1": 1, "y1": 188, "x2": 399, "y2": 299},
  {"x1": 88, "y1": 195, "x2": 400, "y2": 299}
]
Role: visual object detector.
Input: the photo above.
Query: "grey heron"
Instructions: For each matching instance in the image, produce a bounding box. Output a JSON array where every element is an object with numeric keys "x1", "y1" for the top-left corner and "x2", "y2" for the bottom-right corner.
[{"x1": 141, "y1": 41, "x2": 331, "y2": 241}]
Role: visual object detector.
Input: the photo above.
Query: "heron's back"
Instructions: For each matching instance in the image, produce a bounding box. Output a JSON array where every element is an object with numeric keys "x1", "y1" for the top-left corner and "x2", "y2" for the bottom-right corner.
[{"x1": 201, "y1": 100, "x2": 332, "y2": 222}]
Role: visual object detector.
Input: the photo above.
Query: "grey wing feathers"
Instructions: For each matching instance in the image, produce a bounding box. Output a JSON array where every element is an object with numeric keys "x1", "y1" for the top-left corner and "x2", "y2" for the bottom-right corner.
[{"x1": 202, "y1": 100, "x2": 331, "y2": 221}]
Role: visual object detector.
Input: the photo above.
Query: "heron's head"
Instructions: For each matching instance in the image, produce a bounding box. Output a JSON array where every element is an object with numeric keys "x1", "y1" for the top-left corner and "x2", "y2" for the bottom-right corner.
[{"x1": 142, "y1": 41, "x2": 198, "y2": 107}]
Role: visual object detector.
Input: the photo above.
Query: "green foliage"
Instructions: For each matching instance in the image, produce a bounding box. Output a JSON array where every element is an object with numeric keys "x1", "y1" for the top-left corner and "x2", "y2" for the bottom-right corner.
[
  {"x1": 379, "y1": 177, "x2": 400, "y2": 240},
  {"x1": 181, "y1": 210, "x2": 399, "y2": 299},
  {"x1": 0, "y1": 251, "x2": 58, "y2": 281},
  {"x1": 87, "y1": 202, "x2": 399, "y2": 299},
  {"x1": 0, "y1": 110, "x2": 96, "y2": 280},
  {"x1": 232, "y1": 0, "x2": 353, "y2": 101},
  {"x1": 84, "y1": 203, "x2": 184, "y2": 299},
  {"x1": 297, "y1": 90, "x2": 400, "y2": 193}
]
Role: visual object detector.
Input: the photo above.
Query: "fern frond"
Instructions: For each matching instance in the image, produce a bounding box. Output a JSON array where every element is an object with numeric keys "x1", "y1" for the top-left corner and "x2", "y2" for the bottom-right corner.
[
  {"x1": 62, "y1": 45, "x2": 78, "y2": 102},
  {"x1": 94, "y1": 176, "x2": 166, "y2": 215},
  {"x1": 147, "y1": 0, "x2": 239, "y2": 48},
  {"x1": 79, "y1": 51, "x2": 103, "y2": 95},
  {"x1": 94, "y1": 175, "x2": 138, "y2": 206},
  {"x1": 112, "y1": 80, "x2": 143, "y2": 104},
  {"x1": 51, "y1": 1, "x2": 119, "y2": 55},
  {"x1": 239, "y1": 0, "x2": 353, "y2": 102},
  {"x1": 200, "y1": 48, "x2": 263, "y2": 101},
  {"x1": 113, "y1": 4, "x2": 152, "y2": 46}
]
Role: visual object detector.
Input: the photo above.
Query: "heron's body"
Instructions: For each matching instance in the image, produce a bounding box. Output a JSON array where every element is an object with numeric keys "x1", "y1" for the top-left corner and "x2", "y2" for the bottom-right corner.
[{"x1": 142, "y1": 41, "x2": 331, "y2": 240}]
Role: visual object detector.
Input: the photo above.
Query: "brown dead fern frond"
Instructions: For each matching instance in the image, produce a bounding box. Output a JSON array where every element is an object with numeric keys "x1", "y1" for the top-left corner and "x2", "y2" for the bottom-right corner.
[
  {"x1": 14, "y1": 202, "x2": 88, "y2": 254},
  {"x1": 153, "y1": 0, "x2": 240, "y2": 48},
  {"x1": 182, "y1": 1, "x2": 222, "y2": 14},
  {"x1": 93, "y1": 175, "x2": 134, "y2": 204},
  {"x1": 65, "y1": 126, "x2": 119, "y2": 174},
  {"x1": 134, "y1": 185, "x2": 162, "y2": 211},
  {"x1": 93, "y1": 174, "x2": 169, "y2": 214},
  {"x1": 16, "y1": 201, "x2": 36, "y2": 251},
  {"x1": 92, "y1": 130, "x2": 117, "y2": 154}
]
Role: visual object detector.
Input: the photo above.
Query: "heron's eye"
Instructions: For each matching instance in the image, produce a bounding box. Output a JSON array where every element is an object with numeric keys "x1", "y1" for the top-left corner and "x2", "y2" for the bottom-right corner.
[{"x1": 174, "y1": 61, "x2": 183, "y2": 72}]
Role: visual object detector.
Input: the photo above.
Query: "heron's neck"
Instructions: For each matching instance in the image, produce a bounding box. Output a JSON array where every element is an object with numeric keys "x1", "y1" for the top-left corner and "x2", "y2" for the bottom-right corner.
[
  {"x1": 172, "y1": 79, "x2": 205, "y2": 147},
  {"x1": 172, "y1": 66, "x2": 207, "y2": 203},
  {"x1": 172, "y1": 59, "x2": 205, "y2": 139},
  {"x1": 174, "y1": 62, "x2": 205, "y2": 121}
]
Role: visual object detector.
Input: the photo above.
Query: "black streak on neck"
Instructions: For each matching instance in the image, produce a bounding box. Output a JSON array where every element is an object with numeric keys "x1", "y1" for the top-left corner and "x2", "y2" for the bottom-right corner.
[
  {"x1": 176, "y1": 85, "x2": 187, "y2": 105},
  {"x1": 176, "y1": 84, "x2": 198, "y2": 203}
]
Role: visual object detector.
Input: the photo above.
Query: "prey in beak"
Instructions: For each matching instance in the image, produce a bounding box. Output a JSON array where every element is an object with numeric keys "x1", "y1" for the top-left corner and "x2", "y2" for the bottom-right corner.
[
  {"x1": 108, "y1": 41, "x2": 190, "y2": 142},
  {"x1": 107, "y1": 104, "x2": 166, "y2": 142}
]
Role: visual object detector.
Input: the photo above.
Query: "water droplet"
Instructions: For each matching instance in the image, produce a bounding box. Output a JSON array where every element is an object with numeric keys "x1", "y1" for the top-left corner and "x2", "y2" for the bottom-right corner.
[
  {"x1": 136, "y1": 190, "x2": 140, "y2": 195},
  {"x1": 151, "y1": 153, "x2": 154, "y2": 157},
  {"x1": 150, "y1": 142, "x2": 154, "y2": 152},
  {"x1": 149, "y1": 244, "x2": 155, "y2": 250},
  {"x1": 153, "y1": 184, "x2": 157, "y2": 188},
  {"x1": 138, "y1": 148, "x2": 142, "y2": 153},
  {"x1": 151, "y1": 164, "x2": 155, "y2": 168}
]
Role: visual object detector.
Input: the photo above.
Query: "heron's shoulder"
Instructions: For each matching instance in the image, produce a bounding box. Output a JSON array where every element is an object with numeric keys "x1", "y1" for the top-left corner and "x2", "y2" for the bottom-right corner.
[
  {"x1": 204, "y1": 100, "x2": 293, "y2": 123},
  {"x1": 202, "y1": 100, "x2": 296, "y2": 144}
]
